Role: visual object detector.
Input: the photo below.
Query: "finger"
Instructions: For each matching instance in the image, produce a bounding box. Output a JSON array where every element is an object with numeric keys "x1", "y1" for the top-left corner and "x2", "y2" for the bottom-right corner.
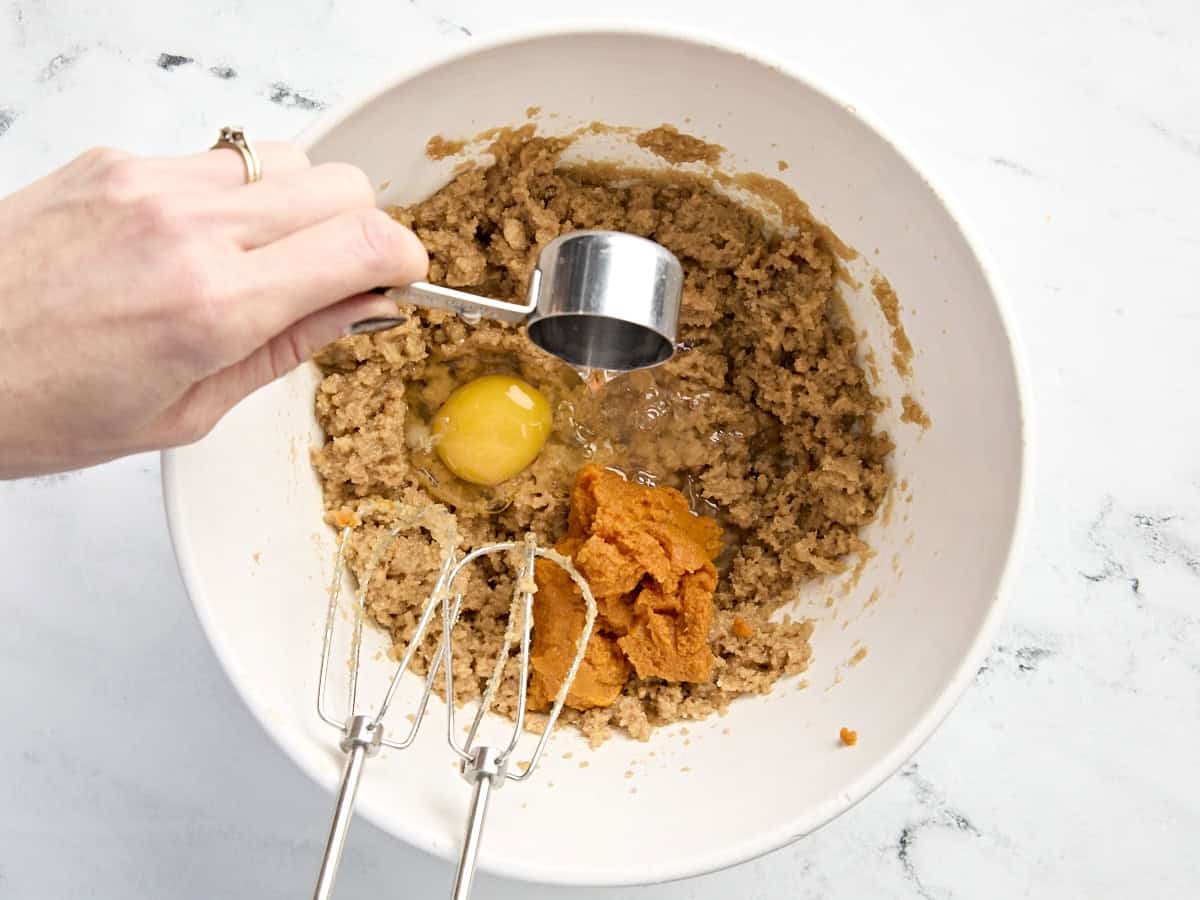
[
  {"x1": 158, "y1": 140, "x2": 311, "y2": 187},
  {"x1": 219, "y1": 162, "x2": 376, "y2": 249},
  {"x1": 234, "y1": 207, "x2": 428, "y2": 341},
  {"x1": 170, "y1": 292, "x2": 403, "y2": 431}
]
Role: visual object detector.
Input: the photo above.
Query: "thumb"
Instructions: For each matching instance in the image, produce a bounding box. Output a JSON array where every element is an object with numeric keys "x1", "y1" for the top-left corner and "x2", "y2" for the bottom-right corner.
[
  {"x1": 235, "y1": 291, "x2": 404, "y2": 391},
  {"x1": 157, "y1": 292, "x2": 402, "y2": 446}
]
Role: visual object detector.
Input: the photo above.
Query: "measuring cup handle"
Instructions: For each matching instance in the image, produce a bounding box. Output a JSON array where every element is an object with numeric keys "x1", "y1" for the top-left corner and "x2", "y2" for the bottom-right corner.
[{"x1": 385, "y1": 283, "x2": 536, "y2": 324}]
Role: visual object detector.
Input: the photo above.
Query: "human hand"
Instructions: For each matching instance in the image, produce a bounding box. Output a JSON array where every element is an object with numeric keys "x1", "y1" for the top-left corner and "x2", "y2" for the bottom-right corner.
[{"x1": 0, "y1": 142, "x2": 426, "y2": 478}]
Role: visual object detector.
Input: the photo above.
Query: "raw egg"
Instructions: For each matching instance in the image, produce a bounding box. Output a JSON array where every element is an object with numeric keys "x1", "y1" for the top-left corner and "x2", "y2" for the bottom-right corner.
[{"x1": 431, "y1": 375, "x2": 552, "y2": 486}]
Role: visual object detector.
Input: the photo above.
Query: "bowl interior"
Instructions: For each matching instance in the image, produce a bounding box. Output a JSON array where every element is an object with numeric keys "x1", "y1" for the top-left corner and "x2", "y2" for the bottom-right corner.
[{"x1": 164, "y1": 30, "x2": 1024, "y2": 885}]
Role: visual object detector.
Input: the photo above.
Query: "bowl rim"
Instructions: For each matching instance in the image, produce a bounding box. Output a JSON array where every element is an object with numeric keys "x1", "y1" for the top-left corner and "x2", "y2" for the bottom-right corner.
[{"x1": 163, "y1": 20, "x2": 1034, "y2": 887}]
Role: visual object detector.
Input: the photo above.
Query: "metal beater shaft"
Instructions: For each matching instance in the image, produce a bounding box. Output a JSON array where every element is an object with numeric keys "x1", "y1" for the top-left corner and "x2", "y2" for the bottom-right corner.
[
  {"x1": 313, "y1": 716, "x2": 381, "y2": 900},
  {"x1": 452, "y1": 747, "x2": 504, "y2": 900}
]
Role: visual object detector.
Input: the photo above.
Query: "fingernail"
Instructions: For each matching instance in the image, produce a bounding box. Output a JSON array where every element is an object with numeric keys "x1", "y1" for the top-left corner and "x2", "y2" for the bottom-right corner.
[{"x1": 346, "y1": 316, "x2": 407, "y2": 336}]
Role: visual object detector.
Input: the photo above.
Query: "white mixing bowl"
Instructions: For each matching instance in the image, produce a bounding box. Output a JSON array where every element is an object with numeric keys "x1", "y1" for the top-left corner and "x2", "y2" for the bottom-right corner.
[{"x1": 163, "y1": 26, "x2": 1028, "y2": 886}]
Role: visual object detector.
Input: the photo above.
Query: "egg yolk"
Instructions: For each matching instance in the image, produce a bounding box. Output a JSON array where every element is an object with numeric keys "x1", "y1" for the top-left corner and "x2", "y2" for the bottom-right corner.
[{"x1": 431, "y1": 375, "x2": 552, "y2": 486}]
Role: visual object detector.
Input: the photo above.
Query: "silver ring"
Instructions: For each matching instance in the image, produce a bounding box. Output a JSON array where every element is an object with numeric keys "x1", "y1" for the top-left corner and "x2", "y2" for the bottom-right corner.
[{"x1": 210, "y1": 126, "x2": 262, "y2": 184}]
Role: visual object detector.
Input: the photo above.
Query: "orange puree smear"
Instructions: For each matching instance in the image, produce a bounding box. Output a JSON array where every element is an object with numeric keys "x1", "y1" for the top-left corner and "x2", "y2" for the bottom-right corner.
[{"x1": 528, "y1": 465, "x2": 722, "y2": 710}]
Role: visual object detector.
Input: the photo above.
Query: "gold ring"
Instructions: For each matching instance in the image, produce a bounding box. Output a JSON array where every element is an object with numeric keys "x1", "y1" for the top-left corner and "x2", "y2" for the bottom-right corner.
[{"x1": 210, "y1": 126, "x2": 262, "y2": 184}]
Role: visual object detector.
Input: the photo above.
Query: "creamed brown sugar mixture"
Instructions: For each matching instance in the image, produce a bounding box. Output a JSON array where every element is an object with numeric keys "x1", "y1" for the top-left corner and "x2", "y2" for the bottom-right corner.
[{"x1": 311, "y1": 126, "x2": 892, "y2": 745}]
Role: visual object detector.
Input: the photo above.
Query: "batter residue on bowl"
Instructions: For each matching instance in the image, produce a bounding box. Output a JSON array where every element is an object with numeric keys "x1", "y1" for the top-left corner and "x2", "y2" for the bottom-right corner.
[{"x1": 312, "y1": 125, "x2": 892, "y2": 745}]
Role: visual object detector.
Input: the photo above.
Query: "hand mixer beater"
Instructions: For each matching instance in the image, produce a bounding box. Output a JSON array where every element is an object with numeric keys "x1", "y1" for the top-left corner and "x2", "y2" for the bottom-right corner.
[
  {"x1": 313, "y1": 502, "x2": 596, "y2": 900},
  {"x1": 311, "y1": 229, "x2": 683, "y2": 899}
]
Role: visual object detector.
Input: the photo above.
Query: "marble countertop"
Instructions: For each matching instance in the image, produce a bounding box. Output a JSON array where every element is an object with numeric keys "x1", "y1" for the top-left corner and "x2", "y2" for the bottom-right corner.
[{"x1": 2, "y1": 1, "x2": 1198, "y2": 897}]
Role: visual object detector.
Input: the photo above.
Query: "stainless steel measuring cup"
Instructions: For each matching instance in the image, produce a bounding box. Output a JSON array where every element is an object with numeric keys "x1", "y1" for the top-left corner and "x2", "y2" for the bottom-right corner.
[{"x1": 355, "y1": 230, "x2": 683, "y2": 371}]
